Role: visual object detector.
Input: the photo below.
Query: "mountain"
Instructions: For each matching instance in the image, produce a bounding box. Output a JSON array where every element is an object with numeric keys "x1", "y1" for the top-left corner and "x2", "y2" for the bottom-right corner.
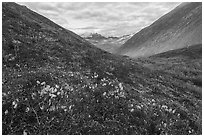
[
  {"x1": 116, "y1": 2, "x2": 202, "y2": 58},
  {"x1": 83, "y1": 33, "x2": 133, "y2": 53},
  {"x1": 84, "y1": 33, "x2": 108, "y2": 40},
  {"x1": 2, "y1": 2, "x2": 201, "y2": 135},
  {"x1": 151, "y1": 44, "x2": 202, "y2": 59},
  {"x1": 136, "y1": 43, "x2": 202, "y2": 89}
]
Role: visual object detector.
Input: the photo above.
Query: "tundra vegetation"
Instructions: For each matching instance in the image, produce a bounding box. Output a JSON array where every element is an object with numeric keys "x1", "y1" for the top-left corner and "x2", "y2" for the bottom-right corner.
[{"x1": 2, "y1": 2, "x2": 202, "y2": 135}]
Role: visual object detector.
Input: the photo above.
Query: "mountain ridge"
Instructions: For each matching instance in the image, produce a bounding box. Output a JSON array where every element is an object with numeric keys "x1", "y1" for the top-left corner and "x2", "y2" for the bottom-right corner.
[
  {"x1": 83, "y1": 33, "x2": 134, "y2": 53},
  {"x1": 116, "y1": 2, "x2": 202, "y2": 58}
]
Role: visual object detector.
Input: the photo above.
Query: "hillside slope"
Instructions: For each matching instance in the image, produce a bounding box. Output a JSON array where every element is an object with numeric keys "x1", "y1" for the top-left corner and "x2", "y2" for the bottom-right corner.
[
  {"x1": 117, "y1": 2, "x2": 202, "y2": 58},
  {"x1": 2, "y1": 2, "x2": 202, "y2": 135},
  {"x1": 151, "y1": 44, "x2": 202, "y2": 59},
  {"x1": 136, "y1": 44, "x2": 202, "y2": 84}
]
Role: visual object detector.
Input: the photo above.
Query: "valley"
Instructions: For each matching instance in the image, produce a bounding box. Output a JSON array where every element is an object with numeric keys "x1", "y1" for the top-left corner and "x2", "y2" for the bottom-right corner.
[
  {"x1": 82, "y1": 33, "x2": 133, "y2": 53},
  {"x1": 2, "y1": 2, "x2": 202, "y2": 135}
]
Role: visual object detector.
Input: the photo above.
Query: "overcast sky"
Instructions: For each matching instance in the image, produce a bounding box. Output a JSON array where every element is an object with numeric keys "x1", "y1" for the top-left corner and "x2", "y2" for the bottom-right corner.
[{"x1": 18, "y1": 2, "x2": 180, "y2": 37}]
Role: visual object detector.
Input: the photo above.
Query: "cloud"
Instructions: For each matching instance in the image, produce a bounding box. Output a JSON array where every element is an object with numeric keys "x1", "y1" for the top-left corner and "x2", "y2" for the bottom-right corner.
[
  {"x1": 18, "y1": 2, "x2": 180, "y2": 36},
  {"x1": 74, "y1": 26, "x2": 100, "y2": 30}
]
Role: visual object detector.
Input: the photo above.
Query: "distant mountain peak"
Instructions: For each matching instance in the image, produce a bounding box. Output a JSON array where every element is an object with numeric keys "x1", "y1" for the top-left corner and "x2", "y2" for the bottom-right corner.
[
  {"x1": 82, "y1": 33, "x2": 107, "y2": 40},
  {"x1": 83, "y1": 33, "x2": 134, "y2": 53}
]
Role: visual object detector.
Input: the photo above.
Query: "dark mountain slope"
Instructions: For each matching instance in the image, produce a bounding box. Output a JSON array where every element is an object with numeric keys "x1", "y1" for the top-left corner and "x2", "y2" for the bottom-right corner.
[
  {"x1": 152, "y1": 44, "x2": 202, "y2": 59},
  {"x1": 117, "y1": 2, "x2": 202, "y2": 58},
  {"x1": 2, "y1": 2, "x2": 202, "y2": 135},
  {"x1": 136, "y1": 44, "x2": 202, "y2": 89}
]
